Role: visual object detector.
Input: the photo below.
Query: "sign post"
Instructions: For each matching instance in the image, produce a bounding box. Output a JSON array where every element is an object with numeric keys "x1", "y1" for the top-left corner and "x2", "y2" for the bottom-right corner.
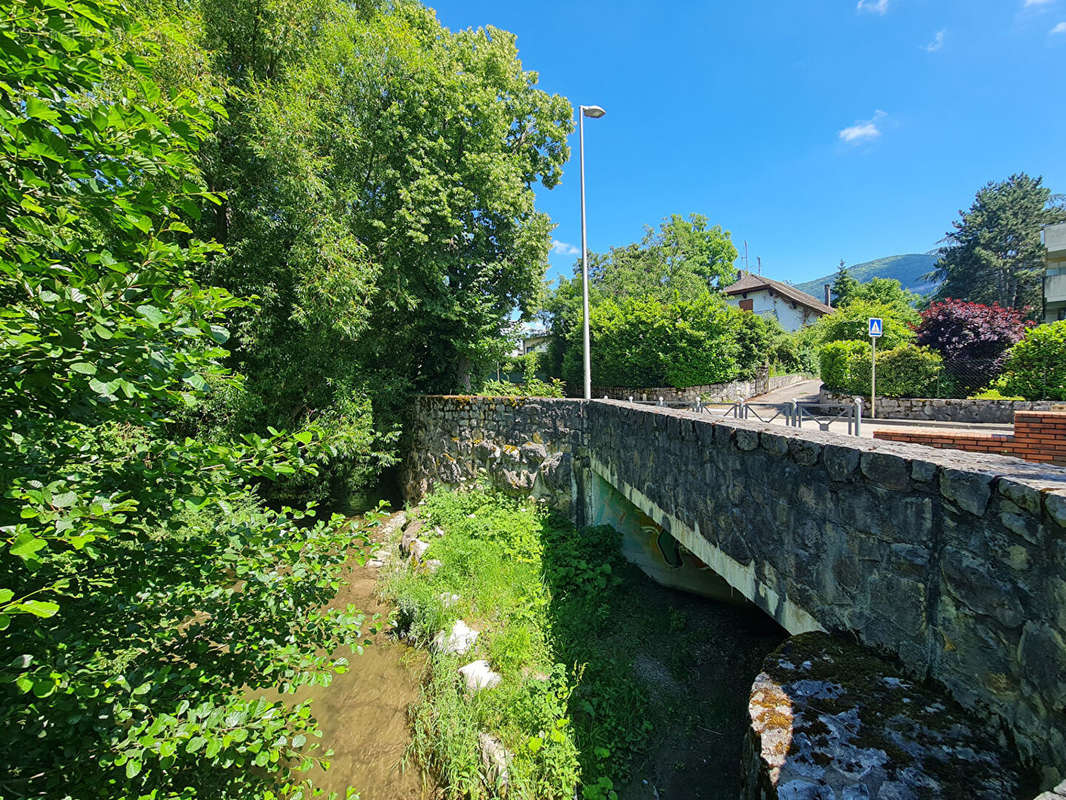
[{"x1": 868, "y1": 318, "x2": 882, "y2": 419}]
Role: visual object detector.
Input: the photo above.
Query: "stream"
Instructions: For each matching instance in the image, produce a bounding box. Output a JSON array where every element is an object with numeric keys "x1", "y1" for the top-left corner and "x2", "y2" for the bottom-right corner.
[{"x1": 297, "y1": 513, "x2": 784, "y2": 799}]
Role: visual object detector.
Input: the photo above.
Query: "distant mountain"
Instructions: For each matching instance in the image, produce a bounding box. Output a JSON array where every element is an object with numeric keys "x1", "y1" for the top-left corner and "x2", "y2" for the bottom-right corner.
[{"x1": 793, "y1": 253, "x2": 941, "y2": 299}]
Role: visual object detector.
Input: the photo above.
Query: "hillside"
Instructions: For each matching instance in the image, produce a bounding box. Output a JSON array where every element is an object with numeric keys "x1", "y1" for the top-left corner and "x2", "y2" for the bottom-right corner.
[{"x1": 794, "y1": 253, "x2": 940, "y2": 298}]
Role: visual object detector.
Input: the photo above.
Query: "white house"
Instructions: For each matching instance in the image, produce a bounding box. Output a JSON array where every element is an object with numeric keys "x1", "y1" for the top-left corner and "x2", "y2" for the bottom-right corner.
[{"x1": 722, "y1": 271, "x2": 833, "y2": 332}]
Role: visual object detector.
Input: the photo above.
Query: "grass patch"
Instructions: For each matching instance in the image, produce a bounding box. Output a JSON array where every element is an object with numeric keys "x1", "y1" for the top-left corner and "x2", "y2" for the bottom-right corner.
[
  {"x1": 385, "y1": 485, "x2": 786, "y2": 799},
  {"x1": 383, "y1": 486, "x2": 648, "y2": 800}
]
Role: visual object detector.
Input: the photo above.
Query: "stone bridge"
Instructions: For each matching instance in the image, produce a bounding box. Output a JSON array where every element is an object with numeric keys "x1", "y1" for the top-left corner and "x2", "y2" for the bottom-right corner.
[{"x1": 404, "y1": 396, "x2": 1066, "y2": 790}]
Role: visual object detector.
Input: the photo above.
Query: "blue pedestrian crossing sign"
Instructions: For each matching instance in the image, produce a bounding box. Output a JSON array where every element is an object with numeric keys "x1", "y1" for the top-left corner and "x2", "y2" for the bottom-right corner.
[{"x1": 868, "y1": 318, "x2": 883, "y2": 338}]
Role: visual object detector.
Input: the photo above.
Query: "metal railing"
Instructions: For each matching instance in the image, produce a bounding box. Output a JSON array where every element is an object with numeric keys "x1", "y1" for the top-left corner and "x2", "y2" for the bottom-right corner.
[{"x1": 608, "y1": 395, "x2": 864, "y2": 436}]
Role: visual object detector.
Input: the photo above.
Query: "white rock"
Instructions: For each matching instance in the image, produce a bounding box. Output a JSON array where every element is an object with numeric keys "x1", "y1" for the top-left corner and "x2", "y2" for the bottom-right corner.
[
  {"x1": 459, "y1": 660, "x2": 501, "y2": 692},
  {"x1": 434, "y1": 525, "x2": 445, "y2": 537},
  {"x1": 432, "y1": 620, "x2": 478, "y2": 655},
  {"x1": 409, "y1": 539, "x2": 430, "y2": 561},
  {"x1": 425, "y1": 559, "x2": 443, "y2": 574},
  {"x1": 439, "y1": 592, "x2": 460, "y2": 607},
  {"x1": 478, "y1": 733, "x2": 510, "y2": 789}
]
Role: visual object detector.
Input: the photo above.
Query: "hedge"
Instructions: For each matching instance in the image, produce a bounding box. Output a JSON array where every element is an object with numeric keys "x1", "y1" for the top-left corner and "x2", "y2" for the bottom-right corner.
[
  {"x1": 999, "y1": 321, "x2": 1066, "y2": 400},
  {"x1": 820, "y1": 342, "x2": 943, "y2": 397}
]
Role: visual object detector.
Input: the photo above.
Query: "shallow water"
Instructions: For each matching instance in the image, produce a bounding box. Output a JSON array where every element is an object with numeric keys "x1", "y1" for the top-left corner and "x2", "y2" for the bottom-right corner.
[{"x1": 285, "y1": 524, "x2": 431, "y2": 800}]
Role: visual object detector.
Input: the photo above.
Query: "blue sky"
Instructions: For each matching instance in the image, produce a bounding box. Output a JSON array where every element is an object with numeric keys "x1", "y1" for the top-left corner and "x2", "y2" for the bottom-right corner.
[{"x1": 430, "y1": 0, "x2": 1065, "y2": 287}]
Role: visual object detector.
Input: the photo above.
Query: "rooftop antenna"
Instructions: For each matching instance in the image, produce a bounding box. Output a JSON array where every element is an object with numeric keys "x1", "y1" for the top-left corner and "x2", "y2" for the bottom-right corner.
[
  {"x1": 744, "y1": 241, "x2": 749, "y2": 272},
  {"x1": 757, "y1": 256, "x2": 762, "y2": 276}
]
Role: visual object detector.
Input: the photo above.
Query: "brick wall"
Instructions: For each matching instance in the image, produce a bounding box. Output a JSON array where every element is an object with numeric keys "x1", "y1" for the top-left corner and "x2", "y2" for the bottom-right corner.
[{"x1": 874, "y1": 411, "x2": 1066, "y2": 466}]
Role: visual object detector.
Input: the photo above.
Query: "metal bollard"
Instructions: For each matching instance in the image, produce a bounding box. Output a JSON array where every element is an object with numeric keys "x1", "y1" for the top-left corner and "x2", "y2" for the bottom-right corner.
[
  {"x1": 791, "y1": 399, "x2": 799, "y2": 428},
  {"x1": 854, "y1": 397, "x2": 863, "y2": 437}
]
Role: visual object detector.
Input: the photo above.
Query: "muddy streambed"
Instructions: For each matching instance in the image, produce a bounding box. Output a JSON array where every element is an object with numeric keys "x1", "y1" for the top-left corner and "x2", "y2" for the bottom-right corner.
[
  {"x1": 284, "y1": 532, "x2": 432, "y2": 800},
  {"x1": 296, "y1": 516, "x2": 783, "y2": 799}
]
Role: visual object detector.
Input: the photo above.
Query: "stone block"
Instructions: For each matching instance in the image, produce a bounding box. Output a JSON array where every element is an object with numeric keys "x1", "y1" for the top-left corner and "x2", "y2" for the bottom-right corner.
[
  {"x1": 939, "y1": 468, "x2": 993, "y2": 516},
  {"x1": 760, "y1": 431, "x2": 790, "y2": 457},
  {"x1": 1019, "y1": 623, "x2": 1066, "y2": 708},
  {"x1": 940, "y1": 546, "x2": 1025, "y2": 629},
  {"x1": 860, "y1": 451, "x2": 911, "y2": 491},
  {"x1": 735, "y1": 428, "x2": 760, "y2": 451},
  {"x1": 823, "y1": 445, "x2": 860, "y2": 482}
]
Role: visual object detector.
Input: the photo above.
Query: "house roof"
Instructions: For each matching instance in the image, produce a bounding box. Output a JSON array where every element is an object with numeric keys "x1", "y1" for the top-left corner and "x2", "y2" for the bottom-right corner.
[{"x1": 722, "y1": 271, "x2": 834, "y2": 315}]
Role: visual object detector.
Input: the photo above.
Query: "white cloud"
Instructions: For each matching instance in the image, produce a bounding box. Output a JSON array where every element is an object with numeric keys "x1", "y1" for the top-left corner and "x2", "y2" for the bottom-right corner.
[
  {"x1": 857, "y1": 0, "x2": 889, "y2": 14},
  {"x1": 1025, "y1": 0, "x2": 1054, "y2": 7},
  {"x1": 839, "y1": 110, "x2": 887, "y2": 144},
  {"x1": 1052, "y1": 20, "x2": 1066, "y2": 32},
  {"x1": 550, "y1": 240, "x2": 580, "y2": 256},
  {"x1": 925, "y1": 30, "x2": 945, "y2": 52}
]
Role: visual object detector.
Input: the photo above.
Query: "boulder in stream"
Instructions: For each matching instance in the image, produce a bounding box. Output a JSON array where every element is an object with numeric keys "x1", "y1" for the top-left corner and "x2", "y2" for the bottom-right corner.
[{"x1": 741, "y1": 632, "x2": 1027, "y2": 800}]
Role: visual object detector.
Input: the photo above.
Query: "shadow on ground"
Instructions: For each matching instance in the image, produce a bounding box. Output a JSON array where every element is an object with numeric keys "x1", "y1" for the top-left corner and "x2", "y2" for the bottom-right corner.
[{"x1": 540, "y1": 520, "x2": 786, "y2": 800}]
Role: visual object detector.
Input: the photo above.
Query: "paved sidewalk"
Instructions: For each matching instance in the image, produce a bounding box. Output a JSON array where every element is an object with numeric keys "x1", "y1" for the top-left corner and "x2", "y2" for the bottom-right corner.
[
  {"x1": 700, "y1": 401, "x2": 1014, "y2": 440},
  {"x1": 749, "y1": 378, "x2": 822, "y2": 405}
]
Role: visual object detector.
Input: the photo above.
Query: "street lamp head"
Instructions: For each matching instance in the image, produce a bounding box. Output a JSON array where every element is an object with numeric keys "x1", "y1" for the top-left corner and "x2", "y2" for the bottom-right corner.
[{"x1": 581, "y1": 105, "x2": 606, "y2": 119}]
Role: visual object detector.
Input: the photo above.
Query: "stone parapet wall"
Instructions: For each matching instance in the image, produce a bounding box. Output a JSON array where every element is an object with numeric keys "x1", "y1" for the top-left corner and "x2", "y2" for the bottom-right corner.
[
  {"x1": 596, "y1": 372, "x2": 808, "y2": 405},
  {"x1": 875, "y1": 411, "x2": 1066, "y2": 467},
  {"x1": 820, "y1": 389, "x2": 1066, "y2": 423},
  {"x1": 403, "y1": 396, "x2": 586, "y2": 518},
  {"x1": 405, "y1": 396, "x2": 1066, "y2": 785}
]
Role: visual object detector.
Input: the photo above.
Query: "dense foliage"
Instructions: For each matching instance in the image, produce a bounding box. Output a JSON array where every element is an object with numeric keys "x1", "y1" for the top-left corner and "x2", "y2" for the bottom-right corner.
[
  {"x1": 1, "y1": 1, "x2": 368, "y2": 797},
  {"x1": 136, "y1": 0, "x2": 573, "y2": 504},
  {"x1": 558, "y1": 294, "x2": 777, "y2": 389},
  {"x1": 999, "y1": 321, "x2": 1066, "y2": 401},
  {"x1": 585, "y1": 214, "x2": 739, "y2": 301},
  {"x1": 809, "y1": 298, "x2": 919, "y2": 351},
  {"x1": 916, "y1": 300, "x2": 1030, "y2": 362},
  {"x1": 915, "y1": 299, "x2": 1030, "y2": 393},
  {"x1": 479, "y1": 354, "x2": 565, "y2": 398},
  {"x1": 541, "y1": 215, "x2": 741, "y2": 384},
  {"x1": 820, "y1": 342, "x2": 943, "y2": 398},
  {"x1": 931, "y1": 174, "x2": 1066, "y2": 311}
]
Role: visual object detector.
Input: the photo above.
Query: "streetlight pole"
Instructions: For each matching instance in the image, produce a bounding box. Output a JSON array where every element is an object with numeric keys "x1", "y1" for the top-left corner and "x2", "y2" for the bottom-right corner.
[{"x1": 579, "y1": 104, "x2": 605, "y2": 400}]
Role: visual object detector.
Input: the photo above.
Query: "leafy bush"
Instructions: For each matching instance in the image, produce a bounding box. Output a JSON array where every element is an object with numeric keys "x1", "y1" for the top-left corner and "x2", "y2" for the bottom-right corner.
[
  {"x1": 916, "y1": 299, "x2": 1030, "y2": 361},
  {"x1": 562, "y1": 296, "x2": 737, "y2": 390},
  {"x1": 819, "y1": 341, "x2": 867, "y2": 392},
  {"x1": 811, "y1": 298, "x2": 920, "y2": 350},
  {"x1": 480, "y1": 352, "x2": 565, "y2": 397},
  {"x1": 876, "y1": 345, "x2": 944, "y2": 398},
  {"x1": 914, "y1": 299, "x2": 1029, "y2": 393},
  {"x1": 1, "y1": 4, "x2": 364, "y2": 796},
  {"x1": 820, "y1": 342, "x2": 943, "y2": 397},
  {"x1": 480, "y1": 377, "x2": 566, "y2": 398},
  {"x1": 999, "y1": 321, "x2": 1066, "y2": 400},
  {"x1": 563, "y1": 293, "x2": 752, "y2": 389}
]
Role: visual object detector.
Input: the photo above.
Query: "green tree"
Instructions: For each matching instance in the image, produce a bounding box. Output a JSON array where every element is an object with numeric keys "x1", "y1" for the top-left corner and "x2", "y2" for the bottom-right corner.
[
  {"x1": 811, "y1": 299, "x2": 919, "y2": 350},
  {"x1": 999, "y1": 321, "x2": 1066, "y2": 400},
  {"x1": 932, "y1": 173, "x2": 1066, "y2": 311},
  {"x1": 587, "y1": 214, "x2": 738, "y2": 301},
  {"x1": 830, "y1": 260, "x2": 859, "y2": 306},
  {"x1": 136, "y1": 0, "x2": 573, "y2": 500},
  {"x1": 1, "y1": 2, "x2": 365, "y2": 795}
]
